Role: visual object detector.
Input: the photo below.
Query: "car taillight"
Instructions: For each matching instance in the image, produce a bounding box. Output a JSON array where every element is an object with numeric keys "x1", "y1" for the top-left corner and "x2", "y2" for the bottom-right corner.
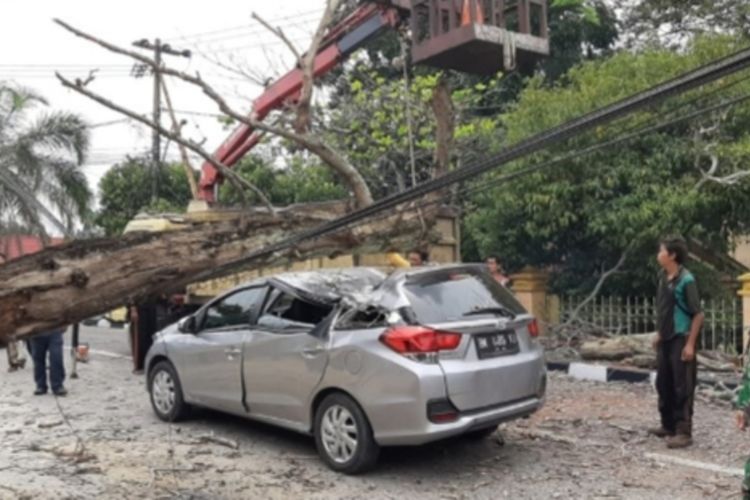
[
  {"x1": 380, "y1": 326, "x2": 462, "y2": 354},
  {"x1": 527, "y1": 319, "x2": 540, "y2": 338},
  {"x1": 427, "y1": 399, "x2": 459, "y2": 424}
]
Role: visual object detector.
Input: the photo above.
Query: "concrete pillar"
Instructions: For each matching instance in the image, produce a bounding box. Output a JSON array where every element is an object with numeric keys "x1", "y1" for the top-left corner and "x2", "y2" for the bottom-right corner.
[
  {"x1": 738, "y1": 273, "x2": 750, "y2": 363},
  {"x1": 511, "y1": 267, "x2": 552, "y2": 333}
]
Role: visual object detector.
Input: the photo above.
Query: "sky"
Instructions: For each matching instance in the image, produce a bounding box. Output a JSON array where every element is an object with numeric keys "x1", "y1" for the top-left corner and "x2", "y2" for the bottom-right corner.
[{"x1": 1, "y1": 0, "x2": 326, "y2": 200}]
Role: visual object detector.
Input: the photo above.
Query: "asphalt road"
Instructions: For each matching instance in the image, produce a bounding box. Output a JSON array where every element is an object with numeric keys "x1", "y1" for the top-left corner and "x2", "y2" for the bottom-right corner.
[{"x1": 0, "y1": 325, "x2": 746, "y2": 499}]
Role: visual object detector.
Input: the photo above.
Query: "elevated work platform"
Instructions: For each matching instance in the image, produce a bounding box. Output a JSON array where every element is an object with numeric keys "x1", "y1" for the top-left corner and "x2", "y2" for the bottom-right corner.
[{"x1": 410, "y1": 0, "x2": 549, "y2": 75}]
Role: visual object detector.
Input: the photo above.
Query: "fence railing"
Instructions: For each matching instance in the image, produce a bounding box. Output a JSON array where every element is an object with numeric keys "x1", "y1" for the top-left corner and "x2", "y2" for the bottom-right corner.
[{"x1": 560, "y1": 295, "x2": 742, "y2": 354}]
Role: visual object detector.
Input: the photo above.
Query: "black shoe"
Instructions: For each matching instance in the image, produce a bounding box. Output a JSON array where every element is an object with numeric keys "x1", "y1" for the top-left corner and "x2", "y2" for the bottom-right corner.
[
  {"x1": 34, "y1": 388, "x2": 47, "y2": 396},
  {"x1": 53, "y1": 388, "x2": 68, "y2": 397}
]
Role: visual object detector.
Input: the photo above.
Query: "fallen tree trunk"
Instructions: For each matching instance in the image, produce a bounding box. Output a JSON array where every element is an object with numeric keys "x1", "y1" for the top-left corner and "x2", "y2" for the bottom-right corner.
[
  {"x1": 0, "y1": 200, "x2": 439, "y2": 341},
  {"x1": 580, "y1": 333, "x2": 738, "y2": 371}
]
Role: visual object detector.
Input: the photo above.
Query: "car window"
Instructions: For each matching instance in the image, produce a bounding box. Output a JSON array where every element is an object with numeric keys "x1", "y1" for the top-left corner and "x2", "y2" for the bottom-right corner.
[
  {"x1": 403, "y1": 268, "x2": 525, "y2": 324},
  {"x1": 257, "y1": 289, "x2": 332, "y2": 332},
  {"x1": 202, "y1": 286, "x2": 267, "y2": 331}
]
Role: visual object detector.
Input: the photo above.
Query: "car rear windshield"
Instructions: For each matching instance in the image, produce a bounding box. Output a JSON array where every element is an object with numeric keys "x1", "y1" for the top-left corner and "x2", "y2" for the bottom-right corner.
[{"x1": 403, "y1": 268, "x2": 526, "y2": 324}]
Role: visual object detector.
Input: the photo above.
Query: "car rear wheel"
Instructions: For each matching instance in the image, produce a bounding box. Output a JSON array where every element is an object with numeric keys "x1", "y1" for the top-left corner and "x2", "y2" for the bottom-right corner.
[
  {"x1": 314, "y1": 393, "x2": 379, "y2": 474},
  {"x1": 148, "y1": 360, "x2": 190, "y2": 422}
]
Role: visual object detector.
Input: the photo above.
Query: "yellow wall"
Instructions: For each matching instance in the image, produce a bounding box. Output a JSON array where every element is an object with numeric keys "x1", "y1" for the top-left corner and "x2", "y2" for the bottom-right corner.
[{"x1": 734, "y1": 237, "x2": 750, "y2": 269}]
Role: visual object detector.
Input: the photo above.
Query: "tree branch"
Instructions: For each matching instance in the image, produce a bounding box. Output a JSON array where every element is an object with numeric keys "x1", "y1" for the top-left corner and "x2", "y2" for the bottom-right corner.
[
  {"x1": 160, "y1": 78, "x2": 199, "y2": 199},
  {"x1": 251, "y1": 12, "x2": 302, "y2": 64},
  {"x1": 565, "y1": 249, "x2": 630, "y2": 326},
  {"x1": 54, "y1": 16, "x2": 373, "y2": 208},
  {"x1": 294, "y1": 0, "x2": 342, "y2": 134},
  {"x1": 55, "y1": 72, "x2": 275, "y2": 213}
]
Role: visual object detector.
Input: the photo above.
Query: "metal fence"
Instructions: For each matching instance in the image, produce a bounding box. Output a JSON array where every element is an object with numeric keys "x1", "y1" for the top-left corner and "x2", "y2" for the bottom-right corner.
[{"x1": 560, "y1": 295, "x2": 742, "y2": 354}]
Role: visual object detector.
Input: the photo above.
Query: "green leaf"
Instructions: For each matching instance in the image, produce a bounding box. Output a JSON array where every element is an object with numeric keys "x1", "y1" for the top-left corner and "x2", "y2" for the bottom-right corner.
[
  {"x1": 551, "y1": 0, "x2": 583, "y2": 9},
  {"x1": 582, "y1": 5, "x2": 601, "y2": 25}
]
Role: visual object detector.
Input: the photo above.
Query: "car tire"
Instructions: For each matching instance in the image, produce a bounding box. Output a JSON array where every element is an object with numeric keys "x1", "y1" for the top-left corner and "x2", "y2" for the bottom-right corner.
[
  {"x1": 314, "y1": 393, "x2": 379, "y2": 474},
  {"x1": 148, "y1": 360, "x2": 190, "y2": 422},
  {"x1": 464, "y1": 425, "x2": 498, "y2": 440}
]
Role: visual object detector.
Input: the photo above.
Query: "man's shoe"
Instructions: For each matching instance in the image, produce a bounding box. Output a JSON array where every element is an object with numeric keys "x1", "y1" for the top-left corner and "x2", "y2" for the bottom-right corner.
[
  {"x1": 666, "y1": 433, "x2": 692, "y2": 449},
  {"x1": 33, "y1": 388, "x2": 47, "y2": 396},
  {"x1": 52, "y1": 388, "x2": 68, "y2": 397},
  {"x1": 648, "y1": 427, "x2": 674, "y2": 438}
]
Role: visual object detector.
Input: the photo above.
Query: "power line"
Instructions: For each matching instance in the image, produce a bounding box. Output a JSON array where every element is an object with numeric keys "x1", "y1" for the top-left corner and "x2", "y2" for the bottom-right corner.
[
  {"x1": 208, "y1": 36, "x2": 313, "y2": 54},
  {"x1": 161, "y1": 108, "x2": 227, "y2": 118},
  {"x1": 0, "y1": 63, "x2": 132, "y2": 68},
  {"x1": 166, "y1": 9, "x2": 324, "y2": 43},
  {"x1": 181, "y1": 17, "x2": 322, "y2": 47}
]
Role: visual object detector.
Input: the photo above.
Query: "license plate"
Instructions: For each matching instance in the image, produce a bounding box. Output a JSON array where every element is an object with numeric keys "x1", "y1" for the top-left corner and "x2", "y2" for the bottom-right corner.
[{"x1": 474, "y1": 330, "x2": 519, "y2": 359}]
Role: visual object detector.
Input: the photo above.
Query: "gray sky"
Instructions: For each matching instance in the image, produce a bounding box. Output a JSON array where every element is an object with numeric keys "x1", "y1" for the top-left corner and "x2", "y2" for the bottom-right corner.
[{"x1": 2, "y1": 0, "x2": 325, "y2": 197}]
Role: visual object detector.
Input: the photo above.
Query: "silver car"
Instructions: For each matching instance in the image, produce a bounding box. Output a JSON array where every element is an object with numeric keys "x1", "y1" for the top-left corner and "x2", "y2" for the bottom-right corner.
[{"x1": 145, "y1": 264, "x2": 546, "y2": 473}]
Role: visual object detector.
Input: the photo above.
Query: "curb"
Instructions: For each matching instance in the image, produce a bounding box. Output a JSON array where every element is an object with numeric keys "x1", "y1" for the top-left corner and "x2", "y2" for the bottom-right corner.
[{"x1": 547, "y1": 360, "x2": 737, "y2": 390}]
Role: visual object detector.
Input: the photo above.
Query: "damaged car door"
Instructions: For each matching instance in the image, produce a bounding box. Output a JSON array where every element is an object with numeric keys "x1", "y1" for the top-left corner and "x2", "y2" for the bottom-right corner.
[
  {"x1": 177, "y1": 285, "x2": 267, "y2": 414},
  {"x1": 243, "y1": 284, "x2": 333, "y2": 429}
]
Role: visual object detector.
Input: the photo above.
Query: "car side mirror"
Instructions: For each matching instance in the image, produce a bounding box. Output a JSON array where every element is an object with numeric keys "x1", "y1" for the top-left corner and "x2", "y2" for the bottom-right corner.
[{"x1": 178, "y1": 315, "x2": 197, "y2": 334}]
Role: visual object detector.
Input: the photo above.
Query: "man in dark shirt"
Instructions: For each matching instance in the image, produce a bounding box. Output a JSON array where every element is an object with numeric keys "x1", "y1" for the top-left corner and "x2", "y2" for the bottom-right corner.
[{"x1": 650, "y1": 236, "x2": 704, "y2": 448}]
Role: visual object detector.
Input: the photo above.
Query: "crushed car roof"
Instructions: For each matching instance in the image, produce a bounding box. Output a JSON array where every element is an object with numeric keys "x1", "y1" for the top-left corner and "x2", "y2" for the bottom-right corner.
[{"x1": 271, "y1": 267, "x2": 387, "y2": 303}]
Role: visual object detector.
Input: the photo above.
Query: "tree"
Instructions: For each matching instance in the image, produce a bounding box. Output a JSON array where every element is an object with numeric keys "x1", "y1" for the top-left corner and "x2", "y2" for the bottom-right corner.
[
  {"x1": 326, "y1": 68, "x2": 505, "y2": 197},
  {"x1": 621, "y1": 0, "x2": 750, "y2": 49},
  {"x1": 0, "y1": 84, "x2": 92, "y2": 237},
  {"x1": 219, "y1": 153, "x2": 346, "y2": 207},
  {"x1": 96, "y1": 158, "x2": 194, "y2": 236},
  {"x1": 544, "y1": 0, "x2": 619, "y2": 82},
  {"x1": 463, "y1": 35, "x2": 750, "y2": 298}
]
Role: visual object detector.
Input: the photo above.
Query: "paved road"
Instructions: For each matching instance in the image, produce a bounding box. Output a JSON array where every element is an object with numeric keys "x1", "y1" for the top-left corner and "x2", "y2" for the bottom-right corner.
[{"x1": 0, "y1": 326, "x2": 746, "y2": 499}]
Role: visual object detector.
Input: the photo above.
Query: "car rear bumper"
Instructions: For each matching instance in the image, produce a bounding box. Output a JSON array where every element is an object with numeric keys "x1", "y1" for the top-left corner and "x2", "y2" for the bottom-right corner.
[{"x1": 374, "y1": 394, "x2": 544, "y2": 446}]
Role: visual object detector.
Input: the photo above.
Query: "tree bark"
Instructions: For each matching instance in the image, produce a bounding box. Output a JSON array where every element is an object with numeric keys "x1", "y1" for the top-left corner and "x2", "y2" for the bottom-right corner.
[
  {"x1": 430, "y1": 78, "x2": 455, "y2": 178},
  {"x1": 0, "y1": 200, "x2": 439, "y2": 341}
]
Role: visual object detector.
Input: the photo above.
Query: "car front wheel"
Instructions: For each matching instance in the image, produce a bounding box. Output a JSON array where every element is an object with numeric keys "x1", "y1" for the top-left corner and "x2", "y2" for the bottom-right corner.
[
  {"x1": 148, "y1": 360, "x2": 190, "y2": 422},
  {"x1": 314, "y1": 393, "x2": 379, "y2": 474}
]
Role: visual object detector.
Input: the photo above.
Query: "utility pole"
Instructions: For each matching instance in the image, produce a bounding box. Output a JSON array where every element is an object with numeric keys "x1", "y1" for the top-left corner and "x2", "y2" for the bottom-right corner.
[{"x1": 131, "y1": 39, "x2": 191, "y2": 203}]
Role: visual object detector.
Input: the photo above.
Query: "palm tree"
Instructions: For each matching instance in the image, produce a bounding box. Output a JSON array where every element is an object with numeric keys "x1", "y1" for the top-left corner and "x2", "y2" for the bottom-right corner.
[{"x1": 0, "y1": 83, "x2": 92, "y2": 238}]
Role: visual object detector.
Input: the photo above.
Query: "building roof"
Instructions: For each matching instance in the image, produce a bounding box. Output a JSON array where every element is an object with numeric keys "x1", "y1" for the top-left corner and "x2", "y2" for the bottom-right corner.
[{"x1": 0, "y1": 234, "x2": 65, "y2": 263}]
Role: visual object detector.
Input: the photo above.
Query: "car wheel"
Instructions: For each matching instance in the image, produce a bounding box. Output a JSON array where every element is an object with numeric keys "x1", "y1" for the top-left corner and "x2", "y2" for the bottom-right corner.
[
  {"x1": 314, "y1": 393, "x2": 379, "y2": 474},
  {"x1": 148, "y1": 360, "x2": 190, "y2": 422},
  {"x1": 464, "y1": 425, "x2": 498, "y2": 440}
]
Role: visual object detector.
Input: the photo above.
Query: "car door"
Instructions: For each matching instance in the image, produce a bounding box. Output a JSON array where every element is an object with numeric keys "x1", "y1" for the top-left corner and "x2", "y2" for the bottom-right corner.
[
  {"x1": 243, "y1": 286, "x2": 332, "y2": 428},
  {"x1": 177, "y1": 285, "x2": 268, "y2": 414}
]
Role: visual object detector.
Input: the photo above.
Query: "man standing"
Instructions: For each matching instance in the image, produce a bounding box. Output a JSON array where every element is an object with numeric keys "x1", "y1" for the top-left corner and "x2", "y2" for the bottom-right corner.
[
  {"x1": 486, "y1": 256, "x2": 511, "y2": 287},
  {"x1": 650, "y1": 236, "x2": 703, "y2": 448},
  {"x1": 29, "y1": 328, "x2": 67, "y2": 396}
]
